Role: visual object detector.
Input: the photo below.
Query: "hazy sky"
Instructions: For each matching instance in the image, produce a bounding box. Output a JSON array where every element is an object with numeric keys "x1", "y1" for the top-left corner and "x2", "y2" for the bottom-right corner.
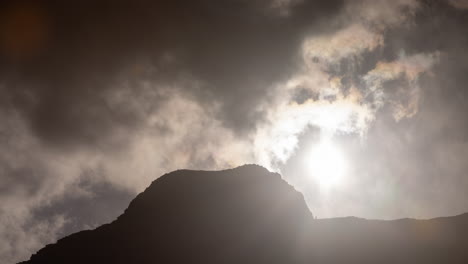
[{"x1": 2, "y1": 0, "x2": 468, "y2": 262}]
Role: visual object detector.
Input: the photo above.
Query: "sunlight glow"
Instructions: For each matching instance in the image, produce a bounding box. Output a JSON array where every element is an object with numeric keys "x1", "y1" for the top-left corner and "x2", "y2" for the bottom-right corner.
[{"x1": 305, "y1": 138, "x2": 348, "y2": 189}]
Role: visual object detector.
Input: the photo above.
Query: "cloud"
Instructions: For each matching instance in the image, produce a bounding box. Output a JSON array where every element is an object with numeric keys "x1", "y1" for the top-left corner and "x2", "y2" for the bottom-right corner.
[
  {"x1": 2, "y1": 0, "x2": 468, "y2": 262},
  {"x1": 448, "y1": 0, "x2": 468, "y2": 9},
  {"x1": 344, "y1": 0, "x2": 419, "y2": 28},
  {"x1": 253, "y1": 8, "x2": 439, "y2": 170},
  {"x1": 302, "y1": 23, "x2": 383, "y2": 68},
  {"x1": 0, "y1": 213, "x2": 66, "y2": 263},
  {"x1": 0, "y1": 0, "x2": 346, "y2": 149},
  {"x1": 0, "y1": 111, "x2": 75, "y2": 263},
  {"x1": 363, "y1": 52, "x2": 439, "y2": 120}
]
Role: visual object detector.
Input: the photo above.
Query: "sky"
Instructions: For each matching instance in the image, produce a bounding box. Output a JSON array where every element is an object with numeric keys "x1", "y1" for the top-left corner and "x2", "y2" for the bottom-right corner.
[{"x1": 1, "y1": 0, "x2": 468, "y2": 262}]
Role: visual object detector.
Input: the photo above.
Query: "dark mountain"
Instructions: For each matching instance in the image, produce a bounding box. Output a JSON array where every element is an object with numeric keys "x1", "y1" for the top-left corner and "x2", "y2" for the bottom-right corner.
[{"x1": 20, "y1": 165, "x2": 468, "y2": 264}]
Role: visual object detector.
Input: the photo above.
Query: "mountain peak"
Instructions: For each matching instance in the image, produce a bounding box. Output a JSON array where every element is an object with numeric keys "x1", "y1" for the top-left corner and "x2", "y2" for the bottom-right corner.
[{"x1": 22, "y1": 165, "x2": 312, "y2": 264}]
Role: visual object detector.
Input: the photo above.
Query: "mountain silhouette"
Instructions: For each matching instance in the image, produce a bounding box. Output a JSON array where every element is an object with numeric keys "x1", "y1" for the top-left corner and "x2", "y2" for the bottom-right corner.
[{"x1": 20, "y1": 165, "x2": 468, "y2": 264}]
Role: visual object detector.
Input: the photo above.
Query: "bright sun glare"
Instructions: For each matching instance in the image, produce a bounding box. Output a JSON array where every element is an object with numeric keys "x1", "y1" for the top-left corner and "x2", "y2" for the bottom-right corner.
[{"x1": 305, "y1": 138, "x2": 348, "y2": 189}]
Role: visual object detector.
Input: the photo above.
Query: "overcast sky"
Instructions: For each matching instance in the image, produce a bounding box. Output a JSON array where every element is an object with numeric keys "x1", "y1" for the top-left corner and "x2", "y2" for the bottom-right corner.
[{"x1": 2, "y1": 0, "x2": 468, "y2": 262}]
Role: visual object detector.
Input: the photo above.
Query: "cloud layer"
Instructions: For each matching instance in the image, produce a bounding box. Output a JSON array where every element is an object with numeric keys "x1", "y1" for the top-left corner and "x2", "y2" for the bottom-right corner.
[{"x1": 2, "y1": 0, "x2": 468, "y2": 263}]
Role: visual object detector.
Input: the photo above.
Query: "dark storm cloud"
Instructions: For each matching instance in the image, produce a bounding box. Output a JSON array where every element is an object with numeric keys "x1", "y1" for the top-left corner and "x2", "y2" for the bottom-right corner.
[{"x1": 0, "y1": 0, "x2": 345, "y2": 149}]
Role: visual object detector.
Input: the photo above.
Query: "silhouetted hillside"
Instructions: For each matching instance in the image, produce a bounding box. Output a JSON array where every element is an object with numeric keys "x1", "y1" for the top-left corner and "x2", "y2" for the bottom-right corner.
[{"x1": 20, "y1": 165, "x2": 468, "y2": 264}]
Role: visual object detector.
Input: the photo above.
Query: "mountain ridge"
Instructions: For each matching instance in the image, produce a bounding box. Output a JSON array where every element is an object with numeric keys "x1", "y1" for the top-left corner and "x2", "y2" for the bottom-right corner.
[{"x1": 20, "y1": 164, "x2": 468, "y2": 264}]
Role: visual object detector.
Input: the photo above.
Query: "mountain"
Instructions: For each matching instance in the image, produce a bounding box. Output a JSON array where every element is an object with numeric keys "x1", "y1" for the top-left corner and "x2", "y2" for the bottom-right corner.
[{"x1": 20, "y1": 165, "x2": 468, "y2": 264}]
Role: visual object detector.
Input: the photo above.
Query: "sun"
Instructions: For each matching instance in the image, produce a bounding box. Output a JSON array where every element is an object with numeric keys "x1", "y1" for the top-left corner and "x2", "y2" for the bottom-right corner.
[{"x1": 305, "y1": 138, "x2": 348, "y2": 189}]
